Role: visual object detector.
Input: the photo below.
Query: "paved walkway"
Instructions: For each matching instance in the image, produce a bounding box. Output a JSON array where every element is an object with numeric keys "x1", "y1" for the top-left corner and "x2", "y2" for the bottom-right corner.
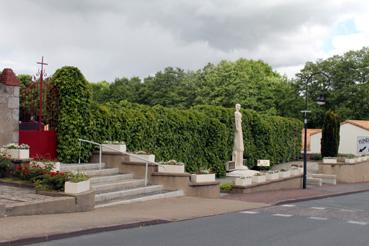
[
  {"x1": 0, "y1": 196, "x2": 267, "y2": 243},
  {"x1": 0, "y1": 185, "x2": 62, "y2": 206},
  {"x1": 222, "y1": 182, "x2": 369, "y2": 204}
]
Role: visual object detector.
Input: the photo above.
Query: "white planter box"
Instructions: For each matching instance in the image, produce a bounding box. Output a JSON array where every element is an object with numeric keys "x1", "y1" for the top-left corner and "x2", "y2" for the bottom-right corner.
[
  {"x1": 102, "y1": 144, "x2": 126, "y2": 153},
  {"x1": 64, "y1": 180, "x2": 90, "y2": 194},
  {"x1": 6, "y1": 149, "x2": 29, "y2": 160},
  {"x1": 357, "y1": 157, "x2": 365, "y2": 162},
  {"x1": 31, "y1": 161, "x2": 60, "y2": 172},
  {"x1": 298, "y1": 167, "x2": 304, "y2": 174},
  {"x1": 345, "y1": 158, "x2": 357, "y2": 164},
  {"x1": 251, "y1": 175, "x2": 266, "y2": 183},
  {"x1": 191, "y1": 174, "x2": 215, "y2": 183},
  {"x1": 290, "y1": 168, "x2": 300, "y2": 176},
  {"x1": 266, "y1": 172, "x2": 279, "y2": 181},
  {"x1": 129, "y1": 154, "x2": 155, "y2": 163},
  {"x1": 323, "y1": 158, "x2": 337, "y2": 164},
  {"x1": 279, "y1": 171, "x2": 291, "y2": 179},
  {"x1": 234, "y1": 177, "x2": 252, "y2": 186},
  {"x1": 158, "y1": 164, "x2": 185, "y2": 174}
]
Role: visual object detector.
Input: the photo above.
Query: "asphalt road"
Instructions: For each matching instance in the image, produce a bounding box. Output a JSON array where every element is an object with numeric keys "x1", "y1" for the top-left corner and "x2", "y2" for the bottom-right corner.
[{"x1": 34, "y1": 191, "x2": 369, "y2": 246}]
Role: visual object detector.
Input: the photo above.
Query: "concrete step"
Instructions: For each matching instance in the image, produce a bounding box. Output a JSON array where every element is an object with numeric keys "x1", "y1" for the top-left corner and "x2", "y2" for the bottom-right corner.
[
  {"x1": 307, "y1": 177, "x2": 322, "y2": 186},
  {"x1": 95, "y1": 190, "x2": 184, "y2": 208},
  {"x1": 60, "y1": 163, "x2": 106, "y2": 171},
  {"x1": 311, "y1": 174, "x2": 337, "y2": 185},
  {"x1": 90, "y1": 173, "x2": 133, "y2": 184},
  {"x1": 95, "y1": 185, "x2": 163, "y2": 203},
  {"x1": 91, "y1": 179, "x2": 145, "y2": 194},
  {"x1": 82, "y1": 168, "x2": 119, "y2": 177}
]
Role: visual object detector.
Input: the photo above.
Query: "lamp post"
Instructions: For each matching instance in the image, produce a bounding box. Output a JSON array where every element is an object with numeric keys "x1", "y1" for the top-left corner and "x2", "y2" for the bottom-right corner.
[{"x1": 299, "y1": 72, "x2": 329, "y2": 189}]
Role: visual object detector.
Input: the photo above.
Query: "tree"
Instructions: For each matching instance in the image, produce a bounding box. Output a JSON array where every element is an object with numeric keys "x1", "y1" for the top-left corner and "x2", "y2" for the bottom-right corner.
[
  {"x1": 321, "y1": 111, "x2": 340, "y2": 157},
  {"x1": 296, "y1": 47, "x2": 369, "y2": 127}
]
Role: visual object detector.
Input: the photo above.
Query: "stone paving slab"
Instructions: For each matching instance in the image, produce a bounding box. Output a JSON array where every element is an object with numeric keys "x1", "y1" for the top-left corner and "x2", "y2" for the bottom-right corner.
[{"x1": 0, "y1": 185, "x2": 64, "y2": 206}]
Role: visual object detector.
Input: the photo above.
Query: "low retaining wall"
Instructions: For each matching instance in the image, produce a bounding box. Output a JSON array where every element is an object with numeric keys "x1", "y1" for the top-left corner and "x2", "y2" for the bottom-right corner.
[
  {"x1": 318, "y1": 160, "x2": 369, "y2": 183},
  {"x1": 0, "y1": 182, "x2": 95, "y2": 217},
  {"x1": 230, "y1": 175, "x2": 303, "y2": 194},
  {"x1": 151, "y1": 172, "x2": 220, "y2": 198}
]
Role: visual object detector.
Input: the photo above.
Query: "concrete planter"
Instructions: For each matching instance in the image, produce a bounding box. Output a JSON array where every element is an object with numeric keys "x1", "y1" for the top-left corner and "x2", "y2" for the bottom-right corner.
[
  {"x1": 345, "y1": 158, "x2": 357, "y2": 164},
  {"x1": 357, "y1": 156, "x2": 365, "y2": 162},
  {"x1": 102, "y1": 144, "x2": 126, "y2": 153},
  {"x1": 191, "y1": 173, "x2": 215, "y2": 183},
  {"x1": 251, "y1": 175, "x2": 266, "y2": 184},
  {"x1": 323, "y1": 157, "x2": 337, "y2": 164},
  {"x1": 129, "y1": 154, "x2": 155, "y2": 163},
  {"x1": 279, "y1": 170, "x2": 291, "y2": 179},
  {"x1": 290, "y1": 168, "x2": 300, "y2": 176},
  {"x1": 266, "y1": 172, "x2": 279, "y2": 181},
  {"x1": 64, "y1": 179, "x2": 90, "y2": 194},
  {"x1": 234, "y1": 177, "x2": 252, "y2": 186},
  {"x1": 158, "y1": 164, "x2": 185, "y2": 174},
  {"x1": 6, "y1": 149, "x2": 29, "y2": 160},
  {"x1": 298, "y1": 167, "x2": 304, "y2": 174}
]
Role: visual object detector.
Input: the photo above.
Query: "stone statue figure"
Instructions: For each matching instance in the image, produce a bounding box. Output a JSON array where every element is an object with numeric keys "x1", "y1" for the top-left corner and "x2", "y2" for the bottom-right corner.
[{"x1": 233, "y1": 104, "x2": 246, "y2": 169}]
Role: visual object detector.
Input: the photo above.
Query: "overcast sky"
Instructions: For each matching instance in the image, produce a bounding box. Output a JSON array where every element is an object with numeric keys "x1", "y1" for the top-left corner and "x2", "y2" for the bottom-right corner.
[{"x1": 1, "y1": 0, "x2": 368, "y2": 82}]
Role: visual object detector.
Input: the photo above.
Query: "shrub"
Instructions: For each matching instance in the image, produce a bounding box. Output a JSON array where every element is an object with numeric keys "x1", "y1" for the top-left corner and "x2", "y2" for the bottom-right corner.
[
  {"x1": 0, "y1": 154, "x2": 11, "y2": 178},
  {"x1": 321, "y1": 111, "x2": 340, "y2": 157},
  {"x1": 309, "y1": 154, "x2": 322, "y2": 160},
  {"x1": 51, "y1": 69, "x2": 303, "y2": 177},
  {"x1": 220, "y1": 183, "x2": 233, "y2": 192},
  {"x1": 35, "y1": 172, "x2": 67, "y2": 191}
]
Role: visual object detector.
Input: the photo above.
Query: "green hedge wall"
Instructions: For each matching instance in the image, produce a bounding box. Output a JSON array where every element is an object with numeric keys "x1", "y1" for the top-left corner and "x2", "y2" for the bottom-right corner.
[{"x1": 53, "y1": 66, "x2": 303, "y2": 176}]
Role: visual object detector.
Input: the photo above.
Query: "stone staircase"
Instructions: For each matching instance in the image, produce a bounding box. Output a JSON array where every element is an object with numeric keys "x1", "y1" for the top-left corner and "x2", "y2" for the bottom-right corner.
[{"x1": 61, "y1": 163, "x2": 183, "y2": 208}]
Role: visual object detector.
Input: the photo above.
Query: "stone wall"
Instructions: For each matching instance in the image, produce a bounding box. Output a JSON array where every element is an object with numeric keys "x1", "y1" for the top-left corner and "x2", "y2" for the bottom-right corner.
[{"x1": 0, "y1": 68, "x2": 20, "y2": 146}]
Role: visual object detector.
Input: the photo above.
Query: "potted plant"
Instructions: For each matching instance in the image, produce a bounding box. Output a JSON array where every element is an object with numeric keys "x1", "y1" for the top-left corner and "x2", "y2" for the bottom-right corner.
[
  {"x1": 0, "y1": 153, "x2": 11, "y2": 178},
  {"x1": 158, "y1": 160, "x2": 185, "y2": 173},
  {"x1": 266, "y1": 170, "x2": 279, "y2": 181},
  {"x1": 130, "y1": 150, "x2": 155, "y2": 163},
  {"x1": 102, "y1": 141, "x2": 126, "y2": 153},
  {"x1": 234, "y1": 176, "x2": 252, "y2": 186},
  {"x1": 64, "y1": 172, "x2": 90, "y2": 194},
  {"x1": 251, "y1": 172, "x2": 266, "y2": 183},
  {"x1": 4, "y1": 143, "x2": 30, "y2": 160},
  {"x1": 279, "y1": 169, "x2": 291, "y2": 178}
]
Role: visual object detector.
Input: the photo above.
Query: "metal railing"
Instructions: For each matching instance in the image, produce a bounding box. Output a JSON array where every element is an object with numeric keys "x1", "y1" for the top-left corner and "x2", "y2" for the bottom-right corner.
[{"x1": 78, "y1": 139, "x2": 159, "y2": 186}]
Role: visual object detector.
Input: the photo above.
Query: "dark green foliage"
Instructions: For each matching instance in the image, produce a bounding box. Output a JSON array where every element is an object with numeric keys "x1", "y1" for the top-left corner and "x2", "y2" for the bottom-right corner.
[
  {"x1": 52, "y1": 67, "x2": 302, "y2": 176},
  {"x1": 321, "y1": 111, "x2": 340, "y2": 157},
  {"x1": 51, "y1": 66, "x2": 93, "y2": 163},
  {"x1": 296, "y1": 47, "x2": 369, "y2": 128},
  {"x1": 0, "y1": 154, "x2": 11, "y2": 178}
]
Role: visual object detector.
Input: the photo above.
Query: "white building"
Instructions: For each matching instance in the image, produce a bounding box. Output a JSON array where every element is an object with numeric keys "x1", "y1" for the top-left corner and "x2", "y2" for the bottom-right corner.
[{"x1": 309, "y1": 120, "x2": 369, "y2": 156}]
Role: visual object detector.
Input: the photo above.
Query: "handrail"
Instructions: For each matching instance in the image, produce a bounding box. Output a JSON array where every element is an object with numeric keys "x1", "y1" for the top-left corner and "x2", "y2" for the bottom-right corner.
[{"x1": 78, "y1": 138, "x2": 160, "y2": 186}]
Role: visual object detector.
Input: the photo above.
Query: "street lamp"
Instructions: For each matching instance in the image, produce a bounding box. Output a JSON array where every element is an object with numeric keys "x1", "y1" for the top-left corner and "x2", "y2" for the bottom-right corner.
[{"x1": 299, "y1": 72, "x2": 330, "y2": 189}]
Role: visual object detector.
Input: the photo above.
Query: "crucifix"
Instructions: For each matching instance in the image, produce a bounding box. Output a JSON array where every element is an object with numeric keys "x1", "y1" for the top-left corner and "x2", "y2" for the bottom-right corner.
[{"x1": 37, "y1": 56, "x2": 48, "y2": 131}]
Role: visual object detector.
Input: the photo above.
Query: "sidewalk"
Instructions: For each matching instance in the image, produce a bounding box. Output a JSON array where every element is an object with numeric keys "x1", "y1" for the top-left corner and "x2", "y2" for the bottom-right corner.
[
  {"x1": 222, "y1": 182, "x2": 369, "y2": 205},
  {"x1": 0, "y1": 196, "x2": 267, "y2": 244}
]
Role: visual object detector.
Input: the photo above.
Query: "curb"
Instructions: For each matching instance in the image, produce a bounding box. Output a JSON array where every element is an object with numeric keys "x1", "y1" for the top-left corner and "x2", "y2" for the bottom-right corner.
[
  {"x1": 274, "y1": 187, "x2": 369, "y2": 205},
  {"x1": 0, "y1": 219, "x2": 169, "y2": 246}
]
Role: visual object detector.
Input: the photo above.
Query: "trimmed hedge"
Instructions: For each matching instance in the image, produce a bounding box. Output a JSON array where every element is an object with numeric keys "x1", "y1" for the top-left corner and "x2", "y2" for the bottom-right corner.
[{"x1": 52, "y1": 66, "x2": 303, "y2": 176}]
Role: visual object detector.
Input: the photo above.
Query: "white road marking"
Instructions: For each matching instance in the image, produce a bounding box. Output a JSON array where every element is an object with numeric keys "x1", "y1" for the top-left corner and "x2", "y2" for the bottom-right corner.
[
  {"x1": 311, "y1": 207, "x2": 326, "y2": 210},
  {"x1": 240, "y1": 211, "x2": 259, "y2": 214},
  {"x1": 308, "y1": 217, "x2": 328, "y2": 221},
  {"x1": 272, "y1": 213, "x2": 293, "y2": 217},
  {"x1": 347, "y1": 220, "x2": 368, "y2": 226},
  {"x1": 281, "y1": 204, "x2": 296, "y2": 207},
  {"x1": 340, "y1": 209, "x2": 355, "y2": 212}
]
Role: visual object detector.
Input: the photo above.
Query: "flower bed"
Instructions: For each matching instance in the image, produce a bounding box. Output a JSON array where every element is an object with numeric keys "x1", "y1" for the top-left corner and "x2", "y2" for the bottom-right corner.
[{"x1": 3, "y1": 143, "x2": 30, "y2": 160}]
